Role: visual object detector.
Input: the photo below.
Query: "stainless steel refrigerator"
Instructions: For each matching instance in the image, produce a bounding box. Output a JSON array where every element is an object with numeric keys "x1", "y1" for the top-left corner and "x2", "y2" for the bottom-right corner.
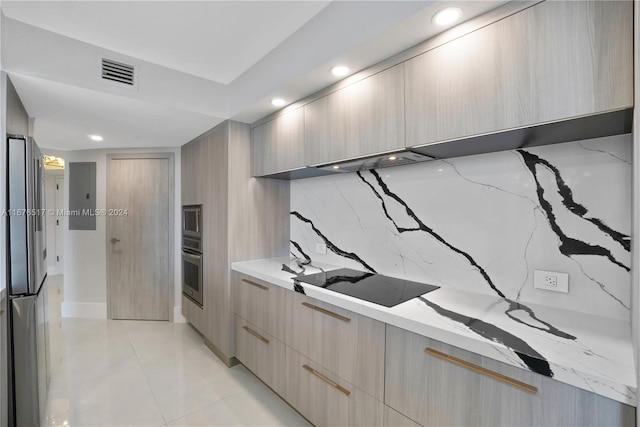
[{"x1": 6, "y1": 135, "x2": 50, "y2": 427}]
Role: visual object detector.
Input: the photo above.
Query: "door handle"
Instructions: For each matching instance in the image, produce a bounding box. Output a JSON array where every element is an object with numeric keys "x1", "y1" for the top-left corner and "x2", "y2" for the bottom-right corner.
[{"x1": 110, "y1": 238, "x2": 121, "y2": 244}]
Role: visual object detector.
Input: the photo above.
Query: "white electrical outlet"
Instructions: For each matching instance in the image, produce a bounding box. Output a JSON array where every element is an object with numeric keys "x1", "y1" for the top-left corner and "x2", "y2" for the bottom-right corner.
[
  {"x1": 544, "y1": 275, "x2": 557, "y2": 288},
  {"x1": 315, "y1": 243, "x2": 327, "y2": 255},
  {"x1": 533, "y1": 270, "x2": 569, "y2": 293}
]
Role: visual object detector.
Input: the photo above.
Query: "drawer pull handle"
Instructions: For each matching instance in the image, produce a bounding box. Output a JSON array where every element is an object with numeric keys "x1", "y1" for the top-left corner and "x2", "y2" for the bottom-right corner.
[
  {"x1": 241, "y1": 278, "x2": 268, "y2": 291},
  {"x1": 302, "y1": 364, "x2": 351, "y2": 396},
  {"x1": 425, "y1": 347, "x2": 537, "y2": 394},
  {"x1": 242, "y1": 326, "x2": 269, "y2": 344},
  {"x1": 0, "y1": 310, "x2": 3, "y2": 316},
  {"x1": 301, "y1": 302, "x2": 351, "y2": 322}
]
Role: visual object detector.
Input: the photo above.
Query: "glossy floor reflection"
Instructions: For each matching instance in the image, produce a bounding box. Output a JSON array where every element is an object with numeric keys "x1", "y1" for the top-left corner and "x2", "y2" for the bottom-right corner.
[{"x1": 44, "y1": 276, "x2": 310, "y2": 426}]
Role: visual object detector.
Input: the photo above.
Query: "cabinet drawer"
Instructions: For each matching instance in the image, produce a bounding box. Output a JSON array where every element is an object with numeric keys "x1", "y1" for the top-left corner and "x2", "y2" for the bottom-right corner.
[
  {"x1": 181, "y1": 295, "x2": 205, "y2": 334},
  {"x1": 284, "y1": 346, "x2": 383, "y2": 427},
  {"x1": 233, "y1": 272, "x2": 285, "y2": 342},
  {"x1": 285, "y1": 292, "x2": 385, "y2": 400},
  {"x1": 234, "y1": 316, "x2": 286, "y2": 395},
  {"x1": 385, "y1": 325, "x2": 634, "y2": 427}
]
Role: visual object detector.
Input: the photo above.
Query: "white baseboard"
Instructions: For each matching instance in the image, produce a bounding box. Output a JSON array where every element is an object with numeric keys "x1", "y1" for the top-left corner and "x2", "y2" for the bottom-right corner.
[
  {"x1": 61, "y1": 303, "x2": 186, "y2": 322},
  {"x1": 61, "y1": 302, "x2": 107, "y2": 319},
  {"x1": 173, "y1": 306, "x2": 187, "y2": 323}
]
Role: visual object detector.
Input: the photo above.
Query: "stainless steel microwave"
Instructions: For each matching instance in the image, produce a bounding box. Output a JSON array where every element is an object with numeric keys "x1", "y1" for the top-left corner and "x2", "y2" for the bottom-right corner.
[{"x1": 182, "y1": 205, "x2": 202, "y2": 239}]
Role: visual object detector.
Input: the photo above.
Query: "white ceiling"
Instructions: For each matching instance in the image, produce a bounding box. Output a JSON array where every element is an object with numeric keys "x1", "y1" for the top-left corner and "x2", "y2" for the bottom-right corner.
[
  {"x1": 9, "y1": 72, "x2": 220, "y2": 150},
  {"x1": 1, "y1": 1, "x2": 507, "y2": 151},
  {"x1": 1, "y1": 1, "x2": 330, "y2": 84}
]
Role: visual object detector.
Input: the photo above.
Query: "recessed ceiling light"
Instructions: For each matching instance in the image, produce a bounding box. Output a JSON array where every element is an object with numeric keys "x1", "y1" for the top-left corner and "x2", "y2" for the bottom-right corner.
[
  {"x1": 271, "y1": 98, "x2": 286, "y2": 107},
  {"x1": 332, "y1": 165, "x2": 340, "y2": 170},
  {"x1": 388, "y1": 156, "x2": 397, "y2": 161},
  {"x1": 89, "y1": 134, "x2": 103, "y2": 142},
  {"x1": 433, "y1": 7, "x2": 463, "y2": 26},
  {"x1": 331, "y1": 65, "x2": 350, "y2": 77}
]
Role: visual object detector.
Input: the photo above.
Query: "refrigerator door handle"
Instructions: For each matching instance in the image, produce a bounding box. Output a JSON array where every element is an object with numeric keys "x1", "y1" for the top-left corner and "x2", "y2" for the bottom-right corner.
[
  {"x1": 28, "y1": 138, "x2": 47, "y2": 295},
  {"x1": 26, "y1": 138, "x2": 36, "y2": 294}
]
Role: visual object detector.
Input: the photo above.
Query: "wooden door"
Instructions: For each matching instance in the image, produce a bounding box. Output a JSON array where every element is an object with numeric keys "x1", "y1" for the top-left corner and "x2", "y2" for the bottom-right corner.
[{"x1": 107, "y1": 156, "x2": 172, "y2": 320}]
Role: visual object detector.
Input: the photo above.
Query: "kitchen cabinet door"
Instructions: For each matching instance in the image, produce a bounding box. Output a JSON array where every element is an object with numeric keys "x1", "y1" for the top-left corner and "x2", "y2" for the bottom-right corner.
[
  {"x1": 250, "y1": 107, "x2": 305, "y2": 176},
  {"x1": 232, "y1": 272, "x2": 286, "y2": 342},
  {"x1": 404, "y1": 0, "x2": 633, "y2": 149},
  {"x1": 180, "y1": 141, "x2": 196, "y2": 205},
  {"x1": 285, "y1": 292, "x2": 385, "y2": 400},
  {"x1": 181, "y1": 137, "x2": 206, "y2": 205},
  {"x1": 384, "y1": 325, "x2": 635, "y2": 427},
  {"x1": 304, "y1": 64, "x2": 405, "y2": 166},
  {"x1": 234, "y1": 316, "x2": 286, "y2": 395},
  {"x1": 284, "y1": 346, "x2": 383, "y2": 427}
]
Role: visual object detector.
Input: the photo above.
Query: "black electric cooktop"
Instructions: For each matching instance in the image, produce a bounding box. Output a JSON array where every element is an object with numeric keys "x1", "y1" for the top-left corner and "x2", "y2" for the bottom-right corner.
[{"x1": 294, "y1": 268, "x2": 440, "y2": 308}]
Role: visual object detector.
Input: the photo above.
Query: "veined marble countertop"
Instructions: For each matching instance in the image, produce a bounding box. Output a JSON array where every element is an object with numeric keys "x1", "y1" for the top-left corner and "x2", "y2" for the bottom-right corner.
[{"x1": 232, "y1": 257, "x2": 636, "y2": 406}]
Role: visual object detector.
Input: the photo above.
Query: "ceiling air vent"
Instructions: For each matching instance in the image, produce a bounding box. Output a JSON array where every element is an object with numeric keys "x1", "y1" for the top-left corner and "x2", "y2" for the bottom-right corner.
[{"x1": 99, "y1": 57, "x2": 137, "y2": 89}]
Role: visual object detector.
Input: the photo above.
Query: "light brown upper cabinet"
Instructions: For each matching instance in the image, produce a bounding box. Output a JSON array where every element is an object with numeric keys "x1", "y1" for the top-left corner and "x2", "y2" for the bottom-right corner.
[
  {"x1": 251, "y1": 107, "x2": 305, "y2": 177},
  {"x1": 304, "y1": 64, "x2": 405, "y2": 167},
  {"x1": 404, "y1": 1, "x2": 633, "y2": 150}
]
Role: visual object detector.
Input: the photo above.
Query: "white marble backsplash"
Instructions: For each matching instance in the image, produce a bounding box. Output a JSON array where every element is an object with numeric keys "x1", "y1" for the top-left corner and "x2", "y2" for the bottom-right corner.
[{"x1": 290, "y1": 134, "x2": 632, "y2": 321}]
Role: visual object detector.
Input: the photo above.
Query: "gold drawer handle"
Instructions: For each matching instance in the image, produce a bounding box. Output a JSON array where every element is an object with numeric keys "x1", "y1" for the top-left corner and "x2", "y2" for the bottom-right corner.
[
  {"x1": 242, "y1": 326, "x2": 269, "y2": 344},
  {"x1": 425, "y1": 347, "x2": 537, "y2": 394},
  {"x1": 301, "y1": 302, "x2": 351, "y2": 323},
  {"x1": 242, "y1": 278, "x2": 268, "y2": 291},
  {"x1": 302, "y1": 364, "x2": 351, "y2": 396}
]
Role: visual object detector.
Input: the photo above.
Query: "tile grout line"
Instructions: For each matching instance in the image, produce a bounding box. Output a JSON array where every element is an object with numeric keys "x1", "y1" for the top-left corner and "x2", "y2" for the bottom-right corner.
[
  {"x1": 124, "y1": 323, "x2": 170, "y2": 427},
  {"x1": 163, "y1": 395, "x2": 236, "y2": 426}
]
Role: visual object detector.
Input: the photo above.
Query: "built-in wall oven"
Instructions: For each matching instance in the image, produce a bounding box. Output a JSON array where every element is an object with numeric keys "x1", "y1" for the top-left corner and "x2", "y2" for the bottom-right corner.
[{"x1": 182, "y1": 205, "x2": 203, "y2": 307}]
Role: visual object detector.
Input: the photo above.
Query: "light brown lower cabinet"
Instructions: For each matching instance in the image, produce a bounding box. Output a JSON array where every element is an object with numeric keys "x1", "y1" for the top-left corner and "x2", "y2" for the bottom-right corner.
[
  {"x1": 385, "y1": 325, "x2": 635, "y2": 427},
  {"x1": 234, "y1": 315, "x2": 286, "y2": 395},
  {"x1": 233, "y1": 274, "x2": 635, "y2": 427},
  {"x1": 285, "y1": 291, "x2": 386, "y2": 400},
  {"x1": 233, "y1": 272, "x2": 286, "y2": 342},
  {"x1": 284, "y1": 346, "x2": 384, "y2": 427}
]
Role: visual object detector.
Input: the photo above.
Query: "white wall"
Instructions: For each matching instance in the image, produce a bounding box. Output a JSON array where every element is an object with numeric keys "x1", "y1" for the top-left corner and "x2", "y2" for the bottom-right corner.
[
  {"x1": 58, "y1": 147, "x2": 183, "y2": 320},
  {"x1": 292, "y1": 135, "x2": 632, "y2": 321}
]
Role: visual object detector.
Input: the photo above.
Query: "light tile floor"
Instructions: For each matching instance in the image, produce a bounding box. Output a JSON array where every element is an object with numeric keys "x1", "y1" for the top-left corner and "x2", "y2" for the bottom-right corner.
[{"x1": 44, "y1": 276, "x2": 311, "y2": 427}]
